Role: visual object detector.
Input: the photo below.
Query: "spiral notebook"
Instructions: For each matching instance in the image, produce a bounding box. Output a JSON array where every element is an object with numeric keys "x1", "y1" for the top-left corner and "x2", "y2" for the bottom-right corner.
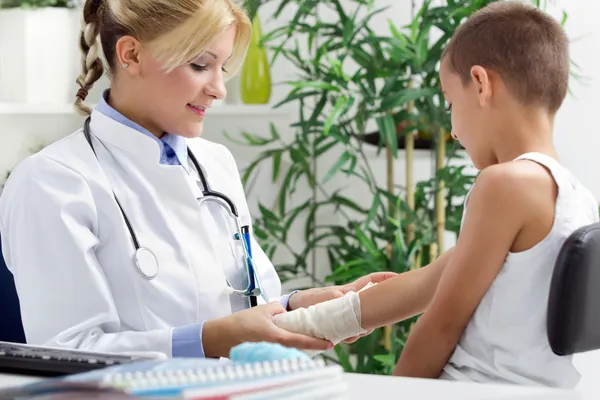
[
  {"x1": 92, "y1": 357, "x2": 346, "y2": 399},
  {"x1": 0, "y1": 357, "x2": 348, "y2": 399}
]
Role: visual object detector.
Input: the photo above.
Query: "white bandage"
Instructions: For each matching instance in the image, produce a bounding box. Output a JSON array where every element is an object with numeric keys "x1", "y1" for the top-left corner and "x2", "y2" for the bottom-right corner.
[{"x1": 273, "y1": 283, "x2": 376, "y2": 356}]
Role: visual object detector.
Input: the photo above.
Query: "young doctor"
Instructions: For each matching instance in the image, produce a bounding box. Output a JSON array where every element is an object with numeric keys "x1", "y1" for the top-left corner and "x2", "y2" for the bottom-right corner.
[{"x1": 0, "y1": 0, "x2": 393, "y2": 358}]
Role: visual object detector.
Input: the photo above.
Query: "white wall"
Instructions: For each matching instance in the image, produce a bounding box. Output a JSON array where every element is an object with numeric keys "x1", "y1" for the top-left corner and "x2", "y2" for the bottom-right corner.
[{"x1": 553, "y1": 0, "x2": 600, "y2": 200}]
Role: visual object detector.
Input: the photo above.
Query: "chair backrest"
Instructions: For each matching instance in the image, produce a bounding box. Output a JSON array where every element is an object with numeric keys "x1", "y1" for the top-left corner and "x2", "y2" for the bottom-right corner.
[
  {"x1": 548, "y1": 222, "x2": 600, "y2": 356},
  {"x1": 0, "y1": 233, "x2": 26, "y2": 343}
]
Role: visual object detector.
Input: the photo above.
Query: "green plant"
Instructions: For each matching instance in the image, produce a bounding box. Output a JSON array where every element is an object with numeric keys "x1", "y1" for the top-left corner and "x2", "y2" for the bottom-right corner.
[
  {"x1": 243, "y1": 0, "x2": 261, "y2": 21},
  {"x1": 231, "y1": 0, "x2": 573, "y2": 375},
  {"x1": 0, "y1": 0, "x2": 78, "y2": 8},
  {"x1": 228, "y1": 0, "x2": 481, "y2": 375}
]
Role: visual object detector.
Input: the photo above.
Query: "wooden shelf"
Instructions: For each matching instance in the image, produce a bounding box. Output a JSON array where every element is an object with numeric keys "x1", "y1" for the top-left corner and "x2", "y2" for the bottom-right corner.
[{"x1": 0, "y1": 103, "x2": 291, "y2": 117}]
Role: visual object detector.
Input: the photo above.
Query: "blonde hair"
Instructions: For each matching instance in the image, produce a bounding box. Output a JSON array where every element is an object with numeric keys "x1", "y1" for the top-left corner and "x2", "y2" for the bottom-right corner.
[{"x1": 74, "y1": 0, "x2": 251, "y2": 115}]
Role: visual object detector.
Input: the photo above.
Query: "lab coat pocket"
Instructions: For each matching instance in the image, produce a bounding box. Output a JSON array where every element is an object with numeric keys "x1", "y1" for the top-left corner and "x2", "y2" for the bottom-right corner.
[{"x1": 127, "y1": 241, "x2": 200, "y2": 329}]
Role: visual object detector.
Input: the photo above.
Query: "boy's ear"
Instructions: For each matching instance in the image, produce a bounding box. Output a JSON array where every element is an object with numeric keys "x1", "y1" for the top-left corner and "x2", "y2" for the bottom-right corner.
[{"x1": 470, "y1": 65, "x2": 492, "y2": 107}]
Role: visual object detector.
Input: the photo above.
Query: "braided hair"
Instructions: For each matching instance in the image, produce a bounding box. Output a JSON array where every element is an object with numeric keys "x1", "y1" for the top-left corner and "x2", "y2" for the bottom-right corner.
[{"x1": 74, "y1": 0, "x2": 105, "y2": 116}]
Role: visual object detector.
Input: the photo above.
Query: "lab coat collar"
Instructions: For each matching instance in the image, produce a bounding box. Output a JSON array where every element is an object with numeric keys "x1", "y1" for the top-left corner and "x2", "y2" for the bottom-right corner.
[
  {"x1": 88, "y1": 109, "x2": 175, "y2": 168},
  {"x1": 95, "y1": 91, "x2": 190, "y2": 173}
]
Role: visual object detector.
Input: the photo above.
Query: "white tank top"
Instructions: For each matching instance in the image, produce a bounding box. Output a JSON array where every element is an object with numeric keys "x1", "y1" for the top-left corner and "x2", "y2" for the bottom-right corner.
[{"x1": 441, "y1": 152, "x2": 599, "y2": 388}]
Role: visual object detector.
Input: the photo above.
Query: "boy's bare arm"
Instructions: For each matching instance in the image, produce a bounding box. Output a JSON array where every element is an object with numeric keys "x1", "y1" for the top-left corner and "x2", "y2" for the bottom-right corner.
[
  {"x1": 392, "y1": 164, "x2": 541, "y2": 378},
  {"x1": 358, "y1": 247, "x2": 455, "y2": 330}
]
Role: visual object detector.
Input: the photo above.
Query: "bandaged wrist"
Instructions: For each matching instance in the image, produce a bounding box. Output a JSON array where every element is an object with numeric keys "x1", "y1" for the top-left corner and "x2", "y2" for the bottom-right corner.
[{"x1": 272, "y1": 290, "x2": 367, "y2": 348}]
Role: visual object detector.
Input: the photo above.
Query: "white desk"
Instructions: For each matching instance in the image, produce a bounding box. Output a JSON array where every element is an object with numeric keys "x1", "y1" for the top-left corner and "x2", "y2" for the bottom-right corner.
[
  {"x1": 0, "y1": 372, "x2": 589, "y2": 399},
  {"x1": 345, "y1": 373, "x2": 583, "y2": 399}
]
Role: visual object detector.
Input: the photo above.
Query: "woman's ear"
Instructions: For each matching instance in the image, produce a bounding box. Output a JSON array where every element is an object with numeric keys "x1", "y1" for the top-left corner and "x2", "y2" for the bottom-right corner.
[
  {"x1": 115, "y1": 36, "x2": 142, "y2": 76},
  {"x1": 470, "y1": 65, "x2": 492, "y2": 107}
]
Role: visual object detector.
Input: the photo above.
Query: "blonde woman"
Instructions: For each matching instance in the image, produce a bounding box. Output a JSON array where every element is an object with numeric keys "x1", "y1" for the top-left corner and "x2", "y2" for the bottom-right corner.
[{"x1": 0, "y1": 0, "x2": 393, "y2": 358}]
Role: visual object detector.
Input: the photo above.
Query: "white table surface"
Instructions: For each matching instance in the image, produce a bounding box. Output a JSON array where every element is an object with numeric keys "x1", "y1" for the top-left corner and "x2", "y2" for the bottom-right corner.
[
  {"x1": 344, "y1": 373, "x2": 583, "y2": 400},
  {"x1": 0, "y1": 371, "x2": 590, "y2": 399}
]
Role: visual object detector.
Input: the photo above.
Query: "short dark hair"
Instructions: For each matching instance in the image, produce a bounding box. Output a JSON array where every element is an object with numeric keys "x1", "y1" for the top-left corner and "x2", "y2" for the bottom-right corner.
[{"x1": 441, "y1": 1, "x2": 569, "y2": 114}]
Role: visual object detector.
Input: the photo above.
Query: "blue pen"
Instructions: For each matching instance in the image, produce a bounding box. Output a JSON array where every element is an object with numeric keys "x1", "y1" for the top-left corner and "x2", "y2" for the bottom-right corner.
[
  {"x1": 240, "y1": 226, "x2": 258, "y2": 307},
  {"x1": 241, "y1": 225, "x2": 252, "y2": 258}
]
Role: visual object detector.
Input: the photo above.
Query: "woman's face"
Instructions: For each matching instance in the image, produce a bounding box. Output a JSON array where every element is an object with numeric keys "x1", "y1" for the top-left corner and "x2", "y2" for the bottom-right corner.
[{"x1": 122, "y1": 26, "x2": 236, "y2": 138}]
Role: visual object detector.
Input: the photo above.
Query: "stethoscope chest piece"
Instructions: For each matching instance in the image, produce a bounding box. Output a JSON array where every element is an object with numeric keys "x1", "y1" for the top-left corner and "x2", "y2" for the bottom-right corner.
[{"x1": 135, "y1": 247, "x2": 159, "y2": 280}]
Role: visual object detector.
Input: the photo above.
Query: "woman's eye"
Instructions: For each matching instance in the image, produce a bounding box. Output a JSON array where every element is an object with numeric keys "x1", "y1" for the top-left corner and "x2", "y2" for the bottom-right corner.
[
  {"x1": 446, "y1": 103, "x2": 452, "y2": 111},
  {"x1": 191, "y1": 64, "x2": 207, "y2": 72},
  {"x1": 192, "y1": 63, "x2": 228, "y2": 73}
]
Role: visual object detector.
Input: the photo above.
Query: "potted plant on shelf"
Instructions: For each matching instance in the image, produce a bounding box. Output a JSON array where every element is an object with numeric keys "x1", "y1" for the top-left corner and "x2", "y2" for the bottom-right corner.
[{"x1": 0, "y1": 0, "x2": 81, "y2": 105}]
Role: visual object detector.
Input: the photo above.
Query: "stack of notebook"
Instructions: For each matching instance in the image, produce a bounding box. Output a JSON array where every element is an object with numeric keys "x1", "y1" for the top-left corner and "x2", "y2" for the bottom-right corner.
[{"x1": 0, "y1": 356, "x2": 348, "y2": 399}]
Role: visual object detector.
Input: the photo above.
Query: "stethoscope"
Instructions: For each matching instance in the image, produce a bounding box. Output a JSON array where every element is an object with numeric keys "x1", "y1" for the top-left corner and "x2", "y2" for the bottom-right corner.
[{"x1": 83, "y1": 117, "x2": 267, "y2": 307}]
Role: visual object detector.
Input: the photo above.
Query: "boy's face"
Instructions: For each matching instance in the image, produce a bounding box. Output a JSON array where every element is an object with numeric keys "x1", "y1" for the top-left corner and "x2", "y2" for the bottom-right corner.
[{"x1": 440, "y1": 60, "x2": 493, "y2": 169}]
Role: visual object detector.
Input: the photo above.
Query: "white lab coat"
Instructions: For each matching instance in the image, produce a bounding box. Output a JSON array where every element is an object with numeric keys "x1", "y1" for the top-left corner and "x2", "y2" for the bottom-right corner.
[{"x1": 0, "y1": 110, "x2": 282, "y2": 357}]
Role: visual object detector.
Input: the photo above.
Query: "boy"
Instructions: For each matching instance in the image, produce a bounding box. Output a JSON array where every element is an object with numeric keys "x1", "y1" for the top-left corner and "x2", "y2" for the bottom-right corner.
[{"x1": 273, "y1": 1, "x2": 599, "y2": 388}]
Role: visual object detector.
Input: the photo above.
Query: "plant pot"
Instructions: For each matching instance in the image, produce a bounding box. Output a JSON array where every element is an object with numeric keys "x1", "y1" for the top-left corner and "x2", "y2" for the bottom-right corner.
[
  {"x1": 0, "y1": 8, "x2": 79, "y2": 105},
  {"x1": 360, "y1": 120, "x2": 459, "y2": 150},
  {"x1": 360, "y1": 131, "x2": 437, "y2": 150}
]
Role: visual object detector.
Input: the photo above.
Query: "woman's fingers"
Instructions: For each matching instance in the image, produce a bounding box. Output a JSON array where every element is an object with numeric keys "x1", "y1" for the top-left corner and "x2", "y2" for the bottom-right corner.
[{"x1": 271, "y1": 326, "x2": 332, "y2": 351}]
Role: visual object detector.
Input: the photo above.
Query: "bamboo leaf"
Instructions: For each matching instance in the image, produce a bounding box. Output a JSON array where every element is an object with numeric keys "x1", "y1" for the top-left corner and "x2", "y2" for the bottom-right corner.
[
  {"x1": 288, "y1": 80, "x2": 341, "y2": 92},
  {"x1": 316, "y1": 139, "x2": 339, "y2": 156},
  {"x1": 334, "y1": 345, "x2": 354, "y2": 372},
  {"x1": 323, "y1": 150, "x2": 351, "y2": 183},
  {"x1": 277, "y1": 165, "x2": 296, "y2": 216},
  {"x1": 289, "y1": 147, "x2": 314, "y2": 188},
  {"x1": 243, "y1": 0, "x2": 261, "y2": 21},
  {"x1": 365, "y1": 195, "x2": 382, "y2": 227},
  {"x1": 310, "y1": 93, "x2": 329, "y2": 126},
  {"x1": 274, "y1": 90, "x2": 320, "y2": 109},
  {"x1": 355, "y1": 226, "x2": 379, "y2": 256},
  {"x1": 324, "y1": 96, "x2": 349, "y2": 136},
  {"x1": 282, "y1": 200, "x2": 312, "y2": 240},
  {"x1": 344, "y1": 154, "x2": 358, "y2": 176},
  {"x1": 376, "y1": 113, "x2": 398, "y2": 158},
  {"x1": 272, "y1": 151, "x2": 282, "y2": 183},
  {"x1": 331, "y1": 193, "x2": 368, "y2": 214},
  {"x1": 237, "y1": 131, "x2": 275, "y2": 146},
  {"x1": 269, "y1": 123, "x2": 280, "y2": 140},
  {"x1": 380, "y1": 87, "x2": 439, "y2": 111},
  {"x1": 304, "y1": 203, "x2": 319, "y2": 243},
  {"x1": 258, "y1": 203, "x2": 278, "y2": 222},
  {"x1": 266, "y1": 245, "x2": 277, "y2": 260}
]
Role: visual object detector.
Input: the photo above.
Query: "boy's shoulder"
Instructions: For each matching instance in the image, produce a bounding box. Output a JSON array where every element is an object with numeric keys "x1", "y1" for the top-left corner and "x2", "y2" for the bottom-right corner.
[{"x1": 473, "y1": 159, "x2": 557, "y2": 206}]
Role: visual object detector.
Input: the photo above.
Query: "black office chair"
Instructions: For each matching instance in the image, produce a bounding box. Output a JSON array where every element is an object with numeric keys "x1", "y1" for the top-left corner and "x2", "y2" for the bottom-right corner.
[
  {"x1": 0, "y1": 233, "x2": 26, "y2": 343},
  {"x1": 548, "y1": 222, "x2": 600, "y2": 356}
]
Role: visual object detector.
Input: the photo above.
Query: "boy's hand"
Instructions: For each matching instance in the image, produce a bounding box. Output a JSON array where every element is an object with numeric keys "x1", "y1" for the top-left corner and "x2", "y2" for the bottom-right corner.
[{"x1": 287, "y1": 272, "x2": 397, "y2": 311}]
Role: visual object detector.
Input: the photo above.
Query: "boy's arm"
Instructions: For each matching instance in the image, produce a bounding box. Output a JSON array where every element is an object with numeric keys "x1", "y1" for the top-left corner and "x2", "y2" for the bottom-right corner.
[
  {"x1": 392, "y1": 166, "x2": 529, "y2": 378},
  {"x1": 359, "y1": 247, "x2": 455, "y2": 330}
]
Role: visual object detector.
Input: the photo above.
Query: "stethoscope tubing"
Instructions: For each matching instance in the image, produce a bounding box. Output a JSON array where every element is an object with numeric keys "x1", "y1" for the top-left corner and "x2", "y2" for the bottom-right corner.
[{"x1": 82, "y1": 117, "x2": 261, "y2": 305}]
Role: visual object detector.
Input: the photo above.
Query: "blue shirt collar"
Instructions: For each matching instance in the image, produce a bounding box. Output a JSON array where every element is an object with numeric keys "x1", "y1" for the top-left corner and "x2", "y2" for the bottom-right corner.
[{"x1": 95, "y1": 90, "x2": 189, "y2": 172}]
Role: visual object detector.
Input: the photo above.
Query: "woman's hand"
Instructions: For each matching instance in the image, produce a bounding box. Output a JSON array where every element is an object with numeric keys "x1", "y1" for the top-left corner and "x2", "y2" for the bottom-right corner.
[
  {"x1": 287, "y1": 271, "x2": 397, "y2": 311},
  {"x1": 202, "y1": 302, "x2": 333, "y2": 358}
]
